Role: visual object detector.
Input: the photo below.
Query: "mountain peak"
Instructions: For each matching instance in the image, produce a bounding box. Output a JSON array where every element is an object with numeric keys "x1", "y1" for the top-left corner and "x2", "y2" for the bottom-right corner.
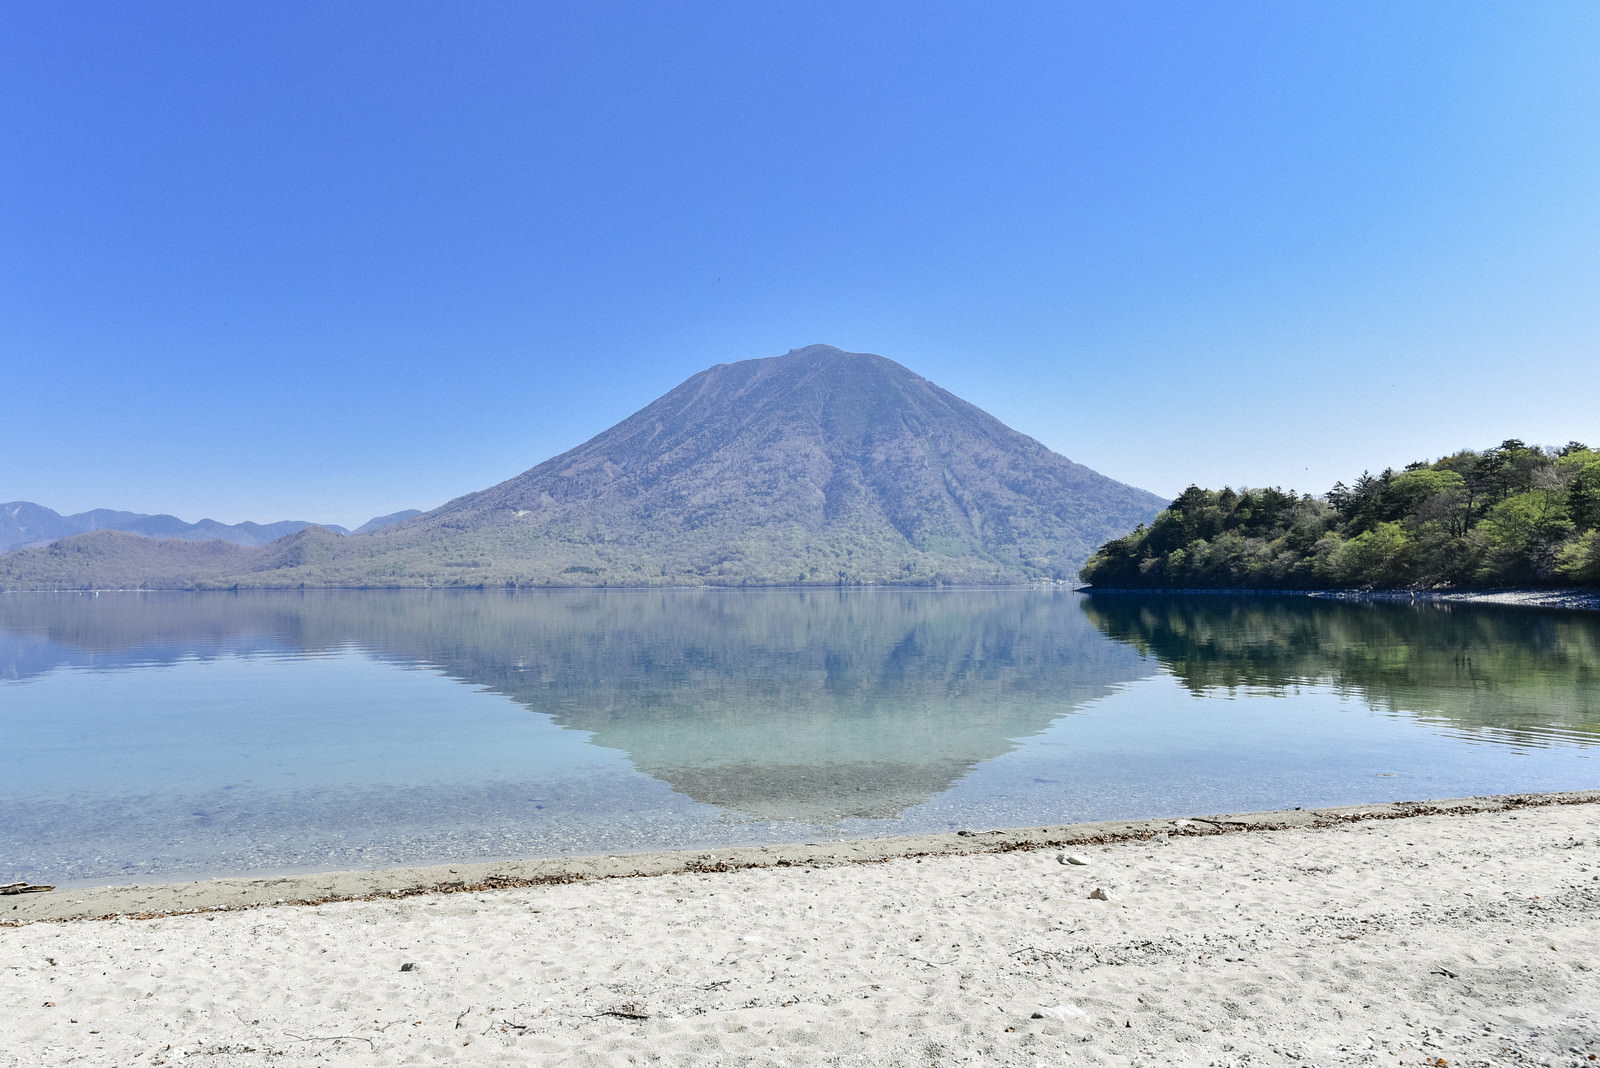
[
  {"x1": 708, "y1": 344, "x2": 905, "y2": 380},
  {"x1": 782, "y1": 343, "x2": 846, "y2": 357}
]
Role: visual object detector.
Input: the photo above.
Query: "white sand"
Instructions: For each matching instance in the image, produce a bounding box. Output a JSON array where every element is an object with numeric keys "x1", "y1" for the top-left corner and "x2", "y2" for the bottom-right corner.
[{"x1": 3, "y1": 796, "x2": 1598, "y2": 1066}]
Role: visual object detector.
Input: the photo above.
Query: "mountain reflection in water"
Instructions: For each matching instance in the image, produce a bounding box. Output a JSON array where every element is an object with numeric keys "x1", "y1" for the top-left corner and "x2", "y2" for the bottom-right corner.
[
  {"x1": 4, "y1": 589, "x2": 1597, "y2": 886},
  {"x1": 0, "y1": 589, "x2": 1152, "y2": 821}
]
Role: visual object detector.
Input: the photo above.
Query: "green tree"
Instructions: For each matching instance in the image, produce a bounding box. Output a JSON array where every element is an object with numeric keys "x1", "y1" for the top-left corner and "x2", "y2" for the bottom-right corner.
[
  {"x1": 1555, "y1": 530, "x2": 1600, "y2": 583},
  {"x1": 1386, "y1": 468, "x2": 1469, "y2": 536},
  {"x1": 1475, "y1": 489, "x2": 1574, "y2": 582},
  {"x1": 1559, "y1": 454, "x2": 1600, "y2": 532},
  {"x1": 1326, "y1": 522, "x2": 1413, "y2": 587}
]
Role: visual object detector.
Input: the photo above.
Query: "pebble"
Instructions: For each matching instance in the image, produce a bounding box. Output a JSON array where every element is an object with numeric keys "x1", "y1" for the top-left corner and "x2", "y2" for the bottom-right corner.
[{"x1": 1088, "y1": 887, "x2": 1110, "y2": 901}]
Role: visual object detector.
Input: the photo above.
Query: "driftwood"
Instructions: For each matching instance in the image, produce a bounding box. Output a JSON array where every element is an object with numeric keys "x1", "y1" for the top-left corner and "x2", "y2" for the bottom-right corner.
[{"x1": 0, "y1": 883, "x2": 54, "y2": 895}]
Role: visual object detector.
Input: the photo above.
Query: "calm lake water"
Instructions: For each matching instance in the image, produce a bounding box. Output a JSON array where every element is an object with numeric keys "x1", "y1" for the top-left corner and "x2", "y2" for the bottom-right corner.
[{"x1": 1, "y1": 589, "x2": 1595, "y2": 887}]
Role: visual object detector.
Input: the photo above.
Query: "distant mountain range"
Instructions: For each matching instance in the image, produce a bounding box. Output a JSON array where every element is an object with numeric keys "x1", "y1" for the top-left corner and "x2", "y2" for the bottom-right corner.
[
  {"x1": 0, "y1": 345, "x2": 1165, "y2": 589},
  {"x1": 0, "y1": 503, "x2": 421, "y2": 555}
]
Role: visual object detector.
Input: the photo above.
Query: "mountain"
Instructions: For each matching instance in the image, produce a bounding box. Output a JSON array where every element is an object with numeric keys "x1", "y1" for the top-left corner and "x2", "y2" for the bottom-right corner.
[
  {"x1": 0, "y1": 345, "x2": 1165, "y2": 589},
  {"x1": 0, "y1": 502, "x2": 352, "y2": 553}
]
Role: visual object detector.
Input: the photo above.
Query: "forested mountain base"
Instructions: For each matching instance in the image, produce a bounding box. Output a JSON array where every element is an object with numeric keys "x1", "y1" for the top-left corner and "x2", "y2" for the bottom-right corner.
[{"x1": 1080, "y1": 440, "x2": 1600, "y2": 589}]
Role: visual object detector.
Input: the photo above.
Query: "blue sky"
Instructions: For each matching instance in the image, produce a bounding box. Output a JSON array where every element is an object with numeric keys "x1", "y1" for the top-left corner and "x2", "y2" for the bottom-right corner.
[{"x1": 4, "y1": 2, "x2": 1597, "y2": 528}]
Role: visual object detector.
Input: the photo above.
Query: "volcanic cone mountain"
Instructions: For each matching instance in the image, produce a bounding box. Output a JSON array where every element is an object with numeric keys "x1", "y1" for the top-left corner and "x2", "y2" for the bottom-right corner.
[
  {"x1": 358, "y1": 344, "x2": 1163, "y2": 585},
  {"x1": 0, "y1": 345, "x2": 1165, "y2": 588}
]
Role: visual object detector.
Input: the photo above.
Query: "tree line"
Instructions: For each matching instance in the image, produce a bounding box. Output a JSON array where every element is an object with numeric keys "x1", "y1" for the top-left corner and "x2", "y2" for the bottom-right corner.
[{"x1": 1079, "y1": 440, "x2": 1600, "y2": 589}]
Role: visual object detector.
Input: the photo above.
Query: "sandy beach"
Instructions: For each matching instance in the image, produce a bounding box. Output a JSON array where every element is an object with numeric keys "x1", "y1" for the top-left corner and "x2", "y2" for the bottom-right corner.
[{"x1": 3, "y1": 793, "x2": 1598, "y2": 1066}]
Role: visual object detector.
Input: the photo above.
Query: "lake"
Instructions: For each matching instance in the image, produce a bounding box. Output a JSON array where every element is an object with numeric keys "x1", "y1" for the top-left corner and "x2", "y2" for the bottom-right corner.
[{"x1": 1, "y1": 588, "x2": 1595, "y2": 887}]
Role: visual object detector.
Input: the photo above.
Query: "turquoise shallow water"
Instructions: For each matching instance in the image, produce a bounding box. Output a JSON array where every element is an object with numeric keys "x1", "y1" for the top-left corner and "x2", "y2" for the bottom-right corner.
[{"x1": 1, "y1": 589, "x2": 1595, "y2": 886}]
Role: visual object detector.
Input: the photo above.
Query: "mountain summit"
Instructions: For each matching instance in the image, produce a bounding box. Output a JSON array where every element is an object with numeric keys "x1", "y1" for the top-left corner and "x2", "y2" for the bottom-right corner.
[{"x1": 1, "y1": 345, "x2": 1164, "y2": 588}]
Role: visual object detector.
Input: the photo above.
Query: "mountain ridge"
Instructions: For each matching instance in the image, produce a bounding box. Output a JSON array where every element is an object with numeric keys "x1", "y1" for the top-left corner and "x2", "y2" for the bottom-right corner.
[
  {"x1": 0, "y1": 502, "x2": 427, "y2": 555},
  {"x1": 0, "y1": 502, "x2": 350, "y2": 554}
]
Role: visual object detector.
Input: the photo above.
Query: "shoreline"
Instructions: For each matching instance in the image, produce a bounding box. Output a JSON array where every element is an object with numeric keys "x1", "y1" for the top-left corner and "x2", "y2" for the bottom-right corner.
[
  {"x1": 4, "y1": 790, "x2": 1597, "y2": 1065},
  {"x1": 9, "y1": 789, "x2": 1597, "y2": 926},
  {"x1": 1080, "y1": 584, "x2": 1600, "y2": 611}
]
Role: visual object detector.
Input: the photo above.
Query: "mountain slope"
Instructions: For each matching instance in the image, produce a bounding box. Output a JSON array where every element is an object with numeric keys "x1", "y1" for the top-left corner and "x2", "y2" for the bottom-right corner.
[
  {"x1": 352, "y1": 509, "x2": 422, "y2": 534},
  {"x1": 1, "y1": 345, "x2": 1165, "y2": 588}
]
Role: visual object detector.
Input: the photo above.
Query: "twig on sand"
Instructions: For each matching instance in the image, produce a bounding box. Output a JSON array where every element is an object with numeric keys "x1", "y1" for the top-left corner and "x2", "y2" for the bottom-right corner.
[
  {"x1": 488, "y1": 1019, "x2": 533, "y2": 1036},
  {"x1": 284, "y1": 1033, "x2": 376, "y2": 1048},
  {"x1": 584, "y1": 1004, "x2": 651, "y2": 1020}
]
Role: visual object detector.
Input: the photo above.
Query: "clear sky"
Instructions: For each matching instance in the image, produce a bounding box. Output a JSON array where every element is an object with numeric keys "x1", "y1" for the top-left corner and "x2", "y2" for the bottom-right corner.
[{"x1": 4, "y1": 2, "x2": 1598, "y2": 529}]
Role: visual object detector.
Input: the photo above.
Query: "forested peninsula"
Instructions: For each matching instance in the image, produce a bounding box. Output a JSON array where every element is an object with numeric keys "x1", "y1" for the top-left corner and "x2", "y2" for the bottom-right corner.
[{"x1": 1079, "y1": 440, "x2": 1600, "y2": 590}]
